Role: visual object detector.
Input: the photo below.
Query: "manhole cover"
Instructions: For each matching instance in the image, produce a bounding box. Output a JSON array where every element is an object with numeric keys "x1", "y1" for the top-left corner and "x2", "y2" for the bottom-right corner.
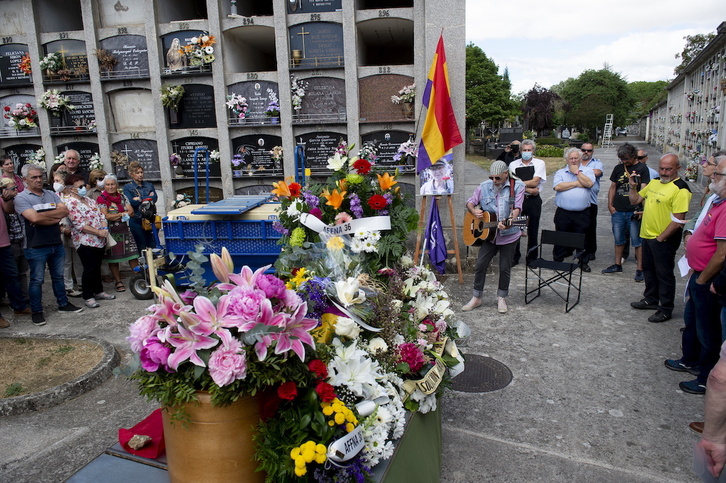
[{"x1": 451, "y1": 354, "x2": 512, "y2": 393}]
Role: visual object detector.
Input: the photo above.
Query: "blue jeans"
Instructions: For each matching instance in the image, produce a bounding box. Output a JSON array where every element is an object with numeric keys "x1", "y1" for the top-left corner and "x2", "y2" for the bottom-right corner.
[
  {"x1": 0, "y1": 245, "x2": 28, "y2": 311},
  {"x1": 610, "y1": 211, "x2": 642, "y2": 247},
  {"x1": 129, "y1": 218, "x2": 156, "y2": 252},
  {"x1": 683, "y1": 273, "x2": 722, "y2": 384},
  {"x1": 25, "y1": 244, "x2": 68, "y2": 313}
]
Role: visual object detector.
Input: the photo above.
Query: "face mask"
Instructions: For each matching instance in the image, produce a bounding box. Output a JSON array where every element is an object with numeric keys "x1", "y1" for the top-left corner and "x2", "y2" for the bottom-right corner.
[
  {"x1": 511, "y1": 145, "x2": 519, "y2": 153},
  {"x1": 76, "y1": 187, "x2": 87, "y2": 197},
  {"x1": 97, "y1": 180, "x2": 105, "y2": 189},
  {"x1": 53, "y1": 182, "x2": 64, "y2": 193},
  {"x1": 521, "y1": 152, "x2": 533, "y2": 161}
]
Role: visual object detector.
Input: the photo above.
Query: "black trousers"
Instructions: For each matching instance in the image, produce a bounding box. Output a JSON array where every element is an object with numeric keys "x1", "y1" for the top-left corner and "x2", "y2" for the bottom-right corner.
[
  {"x1": 514, "y1": 194, "x2": 542, "y2": 263},
  {"x1": 583, "y1": 203, "x2": 598, "y2": 262},
  {"x1": 77, "y1": 244, "x2": 105, "y2": 300},
  {"x1": 641, "y1": 236, "x2": 681, "y2": 315},
  {"x1": 552, "y1": 207, "x2": 590, "y2": 261}
]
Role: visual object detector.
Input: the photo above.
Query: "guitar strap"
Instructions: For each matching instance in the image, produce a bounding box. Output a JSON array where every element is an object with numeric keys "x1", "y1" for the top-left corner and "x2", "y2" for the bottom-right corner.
[{"x1": 508, "y1": 178, "x2": 516, "y2": 218}]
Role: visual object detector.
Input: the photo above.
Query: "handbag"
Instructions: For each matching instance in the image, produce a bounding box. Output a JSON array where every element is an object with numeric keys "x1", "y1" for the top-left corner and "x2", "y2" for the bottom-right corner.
[
  {"x1": 106, "y1": 231, "x2": 117, "y2": 248},
  {"x1": 142, "y1": 215, "x2": 161, "y2": 231}
]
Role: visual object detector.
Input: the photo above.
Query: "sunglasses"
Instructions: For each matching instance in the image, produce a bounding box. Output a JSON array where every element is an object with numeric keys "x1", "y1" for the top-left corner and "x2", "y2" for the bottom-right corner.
[
  {"x1": 489, "y1": 175, "x2": 504, "y2": 181},
  {"x1": 581, "y1": 149, "x2": 593, "y2": 153}
]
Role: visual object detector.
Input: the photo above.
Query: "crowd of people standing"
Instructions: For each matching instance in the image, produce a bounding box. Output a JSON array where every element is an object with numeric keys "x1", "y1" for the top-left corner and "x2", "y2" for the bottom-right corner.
[{"x1": 0, "y1": 150, "x2": 157, "y2": 328}]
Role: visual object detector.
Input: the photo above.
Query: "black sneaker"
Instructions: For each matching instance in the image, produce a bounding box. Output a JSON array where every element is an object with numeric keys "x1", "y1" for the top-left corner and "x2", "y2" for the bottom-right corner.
[
  {"x1": 601, "y1": 264, "x2": 622, "y2": 274},
  {"x1": 631, "y1": 298, "x2": 658, "y2": 310},
  {"x1": 58, "y1": 303, "x2": 83, "y2": 313},
  {"x1": 664, "y1": 359, "x2": 700, "y2": 375},
  {"x1": 648, "y1": 310, "x2": 672, "y2": 323},
  {"x1": 32, "y1": 312, "x2": 46, "y2": 326}
]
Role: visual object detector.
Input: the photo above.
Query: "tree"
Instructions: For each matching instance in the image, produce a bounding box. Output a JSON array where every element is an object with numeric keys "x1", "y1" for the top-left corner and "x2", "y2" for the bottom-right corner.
[
  {"x1": 627, "y1": 80, "x2": 667, "y2": 122},
  {"x1": 674, "y1": 32, "x2": 716, "y2": 76},
  {"x1": 522, "y1": 84, "x2": 560, "y2": 136},
  {"x1": 555, "y1": 67, "x2": 633, "y2": 137},
  {"x1": 465, "y1": 43, "x2": 517, "y2": 130}
]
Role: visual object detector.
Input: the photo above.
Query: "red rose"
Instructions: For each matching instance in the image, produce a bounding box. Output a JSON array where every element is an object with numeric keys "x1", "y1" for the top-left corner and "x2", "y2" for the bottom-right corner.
[
  {"x1": 25, "y1": 103, "x2": 31, "y2": 108},
  {"x1": 315, "y1": 381, "x2": 336, "y2": 402},
  {"x1": 289, "y1": 182, "x2": 302, "y2": 197},
  {"x1": 4, "y1": 106, "x2": 10, "y2": 111},
  {"x1": 277, "y1": 381, "x2": 298, "y2": 400},
  {"x1": 308, "y1": 359, "x2": 328, "y2": 379},
  {"x1": 353, "y1": 158, "x2": 371, "y2": 174},
  {"x1": 367, "y1": 194, "x2": 387, "y2": 210}
]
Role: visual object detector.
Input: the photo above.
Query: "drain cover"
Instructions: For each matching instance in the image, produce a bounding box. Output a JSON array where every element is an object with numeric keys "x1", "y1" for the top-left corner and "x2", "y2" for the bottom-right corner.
[{"x1": 451, "y1": 354, "x2": 512, "y2": 393}]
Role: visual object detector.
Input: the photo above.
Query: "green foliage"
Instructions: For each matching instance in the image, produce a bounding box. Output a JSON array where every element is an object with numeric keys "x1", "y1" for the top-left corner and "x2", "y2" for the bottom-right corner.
[
  {"x1": 4, "y1": 382, "x2": 24, "y2": 397},
  {"x1": 51, "y1": 344, "x2": 75, "y2": 354},
  {"x1": 574, "y1": 132, "x2": 590, "y2": 142},
  {"x1": 627, "y1": 80, "x2": 667, "y2": 122},
  {"x1": 465, "y1": 43, "x2": 518, "y2": 128},
  {"x1": 535, "y1": 137, "x2": 566, "y2": 146},
  {"x1": 674, "y1": 32, "x2": 716, "y2": 76},
  {"x1": 186, "y1": 245, "x2": 211, "y2": 297},
  {"x1": 534, "y1": 145, "x2": 564, "y2": 158},
  {"x1": 523, "y1": 84, "x2": 560, "y2": 135}
]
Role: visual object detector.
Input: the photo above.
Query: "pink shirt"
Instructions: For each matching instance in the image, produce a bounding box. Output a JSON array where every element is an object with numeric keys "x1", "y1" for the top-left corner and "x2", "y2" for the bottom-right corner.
[
  {"x1": 687, "y1": 198, "x2": 726, "y2": 272},
  {"x1": 0, "y1": 198, "x2": 10, "y2": 247}
]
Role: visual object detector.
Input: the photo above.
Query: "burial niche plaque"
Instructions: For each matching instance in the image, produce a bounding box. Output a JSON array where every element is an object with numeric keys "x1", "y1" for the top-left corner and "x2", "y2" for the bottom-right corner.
[
  {"x1": 288, "y1": 0, "x2": 342, "y2": 13},
  {"x1": 44, "y1": 40, "x2": 89, "y2": 82},
  {"x1": 231, "y1": 134, "x2": 283, "y2": 177},
  {"x1": 362, "y1": 130, "x2": 414, "y2": 171},
  {"x1": 112, "y1": 139, "x2": 160, "y2": 181},
  {"x1": 0, "y1": 44, "x2": 32, "y2": 86},
  {"x1": 295, "y1": 77, "x2": 346, "y2": 123},
  {"x1": 56, "y1": 142, "x2": 99, "y2": 173},
  {"x1": 227, "y1": 81, "x2": 279, "y2": 124},
  {"x1": 99, "y1": 35, "x2": 150, "y2": 79},
  {"x1": 298, "y1": 131, "x2": 344, "y2": 172},
  {"x1": 173, "y1": 84, "x2": 216, "y2": 129},
  {"x1": 61, "y1": 91, "x2": 95, "y2": 131},
  {"x1": 289, "y1": 23, "x2": 344, "y2": 70},
  {"x1": 3, "y1": 143, "x2": 42, "y2": 175},
  {"x1": 171, "y1": 137, "x2": 220, "y2": 177}
]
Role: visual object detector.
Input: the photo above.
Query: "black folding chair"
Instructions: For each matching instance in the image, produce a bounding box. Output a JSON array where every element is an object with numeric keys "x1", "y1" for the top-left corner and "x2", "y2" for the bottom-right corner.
[{"x1": 525, "y1": 230, "x2": 585, "y2": 313}]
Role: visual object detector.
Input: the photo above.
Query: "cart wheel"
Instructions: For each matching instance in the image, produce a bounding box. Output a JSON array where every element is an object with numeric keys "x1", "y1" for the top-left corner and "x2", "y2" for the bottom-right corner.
[{"x1": 129, "y1": 274, "x2": 154, "y2": 300}]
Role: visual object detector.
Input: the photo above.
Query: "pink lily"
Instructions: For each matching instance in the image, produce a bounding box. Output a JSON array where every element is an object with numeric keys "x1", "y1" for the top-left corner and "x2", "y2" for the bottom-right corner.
[
  {"x1": 164, "y1": 323, "x2": 219, "y2": 370},
  {"x1": 228, "y1": 264, "x2": 271, "y2": 288},
  {"x1": 270, "y1": 302, "x2": 317, "y2": 361},
  {"x1": 238, "y1": 298, "x2": 285, "y2": 361},
  {"x1": 210, "y1": 247, "x2": 234, "y2": 284},
  {"x1": 179, "y1": 294, "x2": 245, "y2": 336}
]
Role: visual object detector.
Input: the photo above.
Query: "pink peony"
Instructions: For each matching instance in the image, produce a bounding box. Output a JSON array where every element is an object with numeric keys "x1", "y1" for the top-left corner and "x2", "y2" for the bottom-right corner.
[
  {"x1": 127, "y1": 315, "x2": 161, "y2": 353},
  {"x1": 226, "y1": 286, "x2": 266, "y2": 321},
  {"x1": 256, "y1": 274, "x2": 287, "y2": 300},
  {"x1": 140, "y1": 336, "x2": 172, "y2": 372},
  {"x1": 280, "y1": 289, "x2": 302, "y2": 310},
  {"x1": 397, "y1": 342, "x2": 426, "y2": 372},
  {"x1": 208, "y1": 347, "x2": 247, "y2": 386}
]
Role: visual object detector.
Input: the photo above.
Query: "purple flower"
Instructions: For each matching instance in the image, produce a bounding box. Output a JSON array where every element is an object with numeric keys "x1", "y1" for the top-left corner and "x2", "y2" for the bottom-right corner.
[
  {"x1": 272, "y1": 220, "x2": 289, "y2": 235},
  {"x1": 226, "y1": 286, "x2": 266, "y2": 321},
  {"x1": 127, "y1": 315, "x2": 161, "y2": 353},
  {"x1": 256, "y1": 274, "x2": 287, "y2": 299},
  {"x1": 302, "y1": 190, "x2": 319, "y2": 208},
  {"x1": 178, "y1": 290, "x2": 198, "y2": 305},
  {"x1": 139, "y1": 336, "x2": 172, "y2": 372},
  {"x1": 208, "y1": 346, "x2": 247, "y2": 387},
  {"x1": 349, "y1": 193, "x2": 363, "y2": 219}
]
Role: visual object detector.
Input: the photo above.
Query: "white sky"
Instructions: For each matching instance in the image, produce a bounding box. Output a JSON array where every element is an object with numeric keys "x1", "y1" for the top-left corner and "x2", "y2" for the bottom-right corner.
[{"x1": 466, "y1": 1, "x2": 726, "y2": 95}]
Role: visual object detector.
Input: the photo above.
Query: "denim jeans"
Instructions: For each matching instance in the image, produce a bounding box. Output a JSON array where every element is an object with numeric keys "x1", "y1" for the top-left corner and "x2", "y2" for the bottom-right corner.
[
  {"x1": 683, "y1": 273, "x2": 722, "y2": 384},
  {"x1": 610, "y1": 211, "x2": 642, "y2": 247},
  {"x1": 472, "y1": 239, "x2": 517, "y2": 298},
  {"x1": 129, "y1": 218, "x2": 156, "y2": 252},
  {"x1": 0, "y1": 245, "x2": 28, "y2": 311},
  {"x1": 25, "y1": 243, "x2": 68, "y2": 313}
]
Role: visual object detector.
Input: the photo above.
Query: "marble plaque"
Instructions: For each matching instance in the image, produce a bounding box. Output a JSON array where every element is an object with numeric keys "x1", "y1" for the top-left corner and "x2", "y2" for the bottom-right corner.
[
  {"x1": 99, "y1": 35, "x2": 149, "y2": 78},
  {"x1": 0, "y1": 1, "x2": 25, "y2": 35},
  {"x1": 298, "y1": 77, "x2": 345, "y2": 121},
  {"x1": 61, "y1": 91, "x2": 95, "y2": 128},
  {"x1": 227, "y1": 81, "x2": 279, "y2": 121},
  {"x1": 361, "y1": 130, "x2": 413, "y2": 169},
  {"x1": 298, "y1": 131, "x2": 344, "y2": 171},
  {"x1": 56, "y1": 141, "x2": 99, "y2": 173},
  {"x1": 173, "y1": 84, "x2": 216, "y2": 129},
  {"x1": 231, "y1": 134, "x2": 283, "y2": 176},
  {"x1": 45, "y1": 40, "x2": 89, "y2": 77},
  {"x1": 171, "y1": 137, "x2": 220, "y2": 177},
  {"x1": 3, "y1": 143, "x2": 42, "y2": 175},
  {"x1": 112, "y1": 139, "x2": 160, "y2": 181},
  {"x1": 289, "y1": 23, "x2": 344, "y2": 70},
  {"x1": 97, "y1": 0, "x2": 146, "y2": 28},
  {"x1": 359, "y1": 74, "x2": 413, "y2": 122},
  {"x1": 161, "y1": 31, "x2": 206, "y2": 71},
  {"x1": 109, "y1": 89, "x2": 155, "y2": 132},
  {"x1": 0, "y1": 44, "x2": 32, "y2": 85},
  {"x1": 287, "y1": 0, "x2": 342, "y2": 13}
]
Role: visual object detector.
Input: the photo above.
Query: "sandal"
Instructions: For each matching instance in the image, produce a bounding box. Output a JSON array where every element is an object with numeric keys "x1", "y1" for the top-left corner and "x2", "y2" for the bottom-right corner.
[{"x1": 115, "y1": 281, "x2": 126, "y2": 292}]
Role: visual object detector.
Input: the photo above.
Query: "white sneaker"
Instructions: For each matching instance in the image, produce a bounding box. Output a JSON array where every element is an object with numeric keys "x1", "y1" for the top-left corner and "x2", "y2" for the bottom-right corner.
[
  {"x1": 94, "y1": 292, "x2": 116, "y2": 300},
  {"x1": 497, "y1": 297, "x2": 508, "y2": 314},
  {"x1": 461, "y1": 297, "x2": 482, "y2": 312},
  {"x1": 85, "y1": 298, "x2": 100, "y2": 309}
]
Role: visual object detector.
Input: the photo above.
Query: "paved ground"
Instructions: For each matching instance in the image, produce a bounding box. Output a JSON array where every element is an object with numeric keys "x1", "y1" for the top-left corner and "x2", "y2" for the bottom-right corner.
[{"x1": 0, "y1": 137, "x2": 707, "y2": 482}]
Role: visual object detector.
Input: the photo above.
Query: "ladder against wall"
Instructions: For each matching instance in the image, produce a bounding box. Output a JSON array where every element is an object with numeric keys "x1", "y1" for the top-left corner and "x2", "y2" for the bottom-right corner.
[{"x1": 602, "y1": 114, "x2": 614, "y2": 150}]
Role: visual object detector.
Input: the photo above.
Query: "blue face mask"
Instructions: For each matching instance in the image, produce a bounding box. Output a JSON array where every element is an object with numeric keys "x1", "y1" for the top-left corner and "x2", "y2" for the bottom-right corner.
[
  {"x1": 76, "y1": 186, "x2": 87, "y2": 197},
  {"x1": 521, "y1": 151, "x2": 533, "y2": 161}
]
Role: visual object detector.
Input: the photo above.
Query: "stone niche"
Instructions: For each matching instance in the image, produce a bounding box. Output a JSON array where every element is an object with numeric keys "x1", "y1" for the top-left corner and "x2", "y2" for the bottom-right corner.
[
  {"x1": 98, "y1": 35, "x2": 150, "y2": 79},
  {"x1": 55, "y1": 141, "x2": 99, "y2": 173},
  {"x1": 294, "y1": 76, "x2": 346, "y2": 124},
  {"x1": 0, "y1": 0, "x2": 25, "y2": 35},
  {"x1": 227, "y1": 80, "x2": 279, "y2": 122},
  {"x1": 231, "y1": 134, "x2": 283, "y2": 177},
  {"x1": 361, "y1": 130, "x2": 415, "y2": 171},
  {"x1": 108, "y1": 89, "x2": 155, "y2": 132},
  {"x1": 160, "y1": 30, "x2": 210, "y2": 74},
  {"x1": 112, "y1": 139, "x2": 160, "y2": 181},
  {"x1": 288, "y1": 22, "x2": 344, "y2": 70},
  {"x1": 36, "y1": 0, "x2": 82, "y2": 33},
  {"x1": 357, "y1": 18, "x2": 414, "y2": 66},
  {"x1": 3, "y1": 143, "x2": 42, "y2": 175},
  {"x1": 61, "y1": 91, "x2": 95, "y2": 130},
  {"x1": 170, "y1": 137, "x2": 220, "y2": 178},
  {"x1": 156, "y1": 0, "x2": 208, "y2": 23},
  {"x1": 223, "y1": 26, "x2": 277, "y2": 74},
  {"x1": 97, "y1": 0, "x2": 147, "y2": 28},
  {"x1": 43, "y1": 39, "x2": 89, "y2": 82},
  {"x1": 172, "y1": 84, "x2": 216, "y2": 129},
  {"x1": 359, "y1": 74, "x2": 413, "y2": 123}
]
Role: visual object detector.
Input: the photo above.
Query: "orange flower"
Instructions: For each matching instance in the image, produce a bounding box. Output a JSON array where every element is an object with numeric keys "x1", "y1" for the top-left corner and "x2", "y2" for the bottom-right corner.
[
  {"x1": 322, "y1": 188, "x2": 347, "y2": 210},
  {"x1": 271, "y1": 179, "x2": 292, "y2": 198},
  {"x1": 337, "y1": 179, "x2": 348, "y2": 191},
  {"x1": 377, "y1": 172, "x2": 397, "y2": 191}
]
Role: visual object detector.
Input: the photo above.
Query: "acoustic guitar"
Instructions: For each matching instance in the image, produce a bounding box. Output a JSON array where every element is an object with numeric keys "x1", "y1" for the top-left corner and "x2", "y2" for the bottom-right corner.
[{"x1": 463, "y1": 211, "x2": 528, "y2": 246}]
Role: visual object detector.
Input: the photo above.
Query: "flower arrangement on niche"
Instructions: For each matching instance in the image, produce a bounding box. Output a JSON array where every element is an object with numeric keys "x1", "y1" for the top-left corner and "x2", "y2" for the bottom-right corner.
[
  {"x1": 4, "y1": 103, "x2": 38, "y2": 130},
  {"x1": 225, "y1": 93, "x2": 248, "y2": 119},
  {"x1": 31, "y1": 148, "x2": 45, "y2": 163},
  {"x1": 290, "y1": 74, "x2": 309, "y2": 112},
  {"x1": 93, "y1": 48, "x2": 118, "y2": 72},
  {"x1": 38, "y1": 89, "x2": 75, "y2": 116},
  {"x1": 17, "y1": 53, "x2": 31, "y2": 75},
  {"x1": 266, "y1": 89, "x2": 280, "y2": 118},
  {"x1": 172, "y1": 193, "x2": 191, "y2": 210},
  {"x1": 111, "y1": 150, "x2": 129, "y2": 170},
  {"x1": 161, "y1": 85, "x2": 185, "y2": 111},
  {"x1": 39, "y1": 52, "x2": 63, "y2": 73},
  {"x1": 393, "y1": 137, "x2": 418, "y2": 162},
  {"x1": 182, "y1": 33, "x2": 216, "y2": 67},
  {"x1": 270, "y1": 146, "x2": 283, "y2": 165},
  {"x1": 390, "y1": 84, "x2": 415, "y2": 104},
  {"x1": 88, "y1": 152, "x2": 103, "y2": 171},
  {"x1": 169, "y1": 153, "x2": 181, "y2": 167}
]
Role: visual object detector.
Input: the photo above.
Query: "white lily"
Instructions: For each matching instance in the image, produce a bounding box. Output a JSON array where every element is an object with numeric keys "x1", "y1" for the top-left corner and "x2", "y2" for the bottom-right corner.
[{"x1": 334, "y1": 277, "x2": 366, "y2": 306}]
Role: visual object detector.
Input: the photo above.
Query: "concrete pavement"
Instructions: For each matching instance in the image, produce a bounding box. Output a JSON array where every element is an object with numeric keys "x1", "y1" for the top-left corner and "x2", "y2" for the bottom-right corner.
[{"x1": 0, "y1": 137, "x2": 706, "y2": 482}]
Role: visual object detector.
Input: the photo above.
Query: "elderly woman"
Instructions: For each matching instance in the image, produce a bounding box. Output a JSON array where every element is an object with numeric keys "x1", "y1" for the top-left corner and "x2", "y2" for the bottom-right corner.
[
  {"x1": 87, "y1": 169, "x2": 107, "y2": 201},
  {"x1": 64, "y1": 174, "x2": 116, "y2": 308},
  {"x1": 96, "y1": 174, "x2": 138, "y2": 292}
]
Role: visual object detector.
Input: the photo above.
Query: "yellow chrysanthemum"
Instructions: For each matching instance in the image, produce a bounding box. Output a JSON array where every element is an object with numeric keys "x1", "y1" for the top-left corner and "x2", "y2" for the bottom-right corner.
[
  {"x1": 294, "y1": 466, "x2": 307, "y2": 477},
  {"x1": 322, "y1": 405, "x2": 334, "y2": 416},
  {"x1": 315, "y1": 444, "x2": 326, "y2": 454},
  {"x1": 294, "y1": 456, "x2": 306, "y2": 468},
  {"x1": 290, "y1": 447, "x2": 302, "y2": 459},
  {"x1": 377, "y1": 172, "x2": 398, "y2": 191},
  {"x1": 345, "y1": 422, "x2": 355, "y2": 433},
  {"x1": 322, "y1": 188, "x2": 347, "y2": 210},
  {"x1": 315, "y1": 453, "x2": 327, "y2": 464},
  {"x1": 326, "y1": 236, "x2": 345, "y2": 251},
  {"x1": 328, "y1": 420, "x2": 335, "y2": 426},
  {"x1": 334, "y1": 412, "x2": 345, "y2": 425}
]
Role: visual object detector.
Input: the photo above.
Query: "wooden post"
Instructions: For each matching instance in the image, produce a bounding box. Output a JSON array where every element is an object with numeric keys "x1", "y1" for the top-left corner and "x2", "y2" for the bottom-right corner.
[{"x1": 414, "y1": 195, "x2": 464, "y2": 284}]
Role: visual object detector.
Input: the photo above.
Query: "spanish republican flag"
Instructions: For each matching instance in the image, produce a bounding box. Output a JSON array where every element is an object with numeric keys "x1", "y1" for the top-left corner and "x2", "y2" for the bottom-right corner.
[{"x1": 417, "y1": 35, "x2": 463, "y2": 173}]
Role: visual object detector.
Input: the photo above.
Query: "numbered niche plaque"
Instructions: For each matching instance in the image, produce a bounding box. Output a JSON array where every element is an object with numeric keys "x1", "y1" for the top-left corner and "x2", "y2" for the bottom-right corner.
[
  {"x1": 231, "y1": 134, "x2": 283, "y2": 177},
  {"x1": 297, "y1": 131, "x2": 345, "y2": 172},
  {"x1": 0, "y1": 44, "x2": 32, "y2": 86}
]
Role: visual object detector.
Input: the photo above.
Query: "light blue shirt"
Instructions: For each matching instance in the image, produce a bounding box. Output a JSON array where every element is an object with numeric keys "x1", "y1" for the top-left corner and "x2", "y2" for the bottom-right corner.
[
  {"x1": 553, "y1": 166, "x2": 596, "y2": 211},
  {"x1": 581, "y1": 158, "x2": 604, "y2": 205}
]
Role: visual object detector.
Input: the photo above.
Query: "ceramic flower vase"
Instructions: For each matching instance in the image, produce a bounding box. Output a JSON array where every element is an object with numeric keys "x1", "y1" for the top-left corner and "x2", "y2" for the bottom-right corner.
[
  {"x1": 270, "y1": 117, "x2": 280, "y2": 125},
  {"x1": 233, "y1": 169, "x2": 243, "y2": 178},
  {"x1": 162, "y1": 392, "x2": 266, "y2": 483},
  {"x1": 401, "y1": 102, "x2": 414, "y2": 119}
]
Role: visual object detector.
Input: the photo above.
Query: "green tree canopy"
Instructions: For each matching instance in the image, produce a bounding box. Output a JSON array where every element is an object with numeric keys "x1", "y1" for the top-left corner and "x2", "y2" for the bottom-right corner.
[
  {"x1": 627, "y1": 80, "x2": 667, "y2": 122},
  {"x1": 674, "y1": 32, "x2": 716, "y2": 76},
  {"x1": 465, "y1": 43, "x2": 517, "y2": 129}
]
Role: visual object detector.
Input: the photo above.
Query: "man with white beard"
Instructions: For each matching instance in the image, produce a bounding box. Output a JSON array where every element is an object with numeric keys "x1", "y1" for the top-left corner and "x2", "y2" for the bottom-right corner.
[{"x1": 665, "y1": 154, "x2": 726, "y2": 395}]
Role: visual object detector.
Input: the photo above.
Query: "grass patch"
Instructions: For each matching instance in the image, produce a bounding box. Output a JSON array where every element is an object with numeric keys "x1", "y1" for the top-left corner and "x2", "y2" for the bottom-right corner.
[
  {"x1": 465, "y1": 154, "x2": 565, "y2": 176},
  {"x1": 4, "y1": 382, "x2": 24, "y2": 397},
  {"x1": 52, "y1": 345, "x2": 75, "y2": 355}
]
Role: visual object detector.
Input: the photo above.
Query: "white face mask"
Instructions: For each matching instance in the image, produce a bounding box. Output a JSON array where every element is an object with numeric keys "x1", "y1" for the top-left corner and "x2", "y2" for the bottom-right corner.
[
  {"x1": 53, "y1": 182, "x2": 65, "y2": 193},
  {"x1": 97, "y1": 180, "x2": 105, "y2": 189}
]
